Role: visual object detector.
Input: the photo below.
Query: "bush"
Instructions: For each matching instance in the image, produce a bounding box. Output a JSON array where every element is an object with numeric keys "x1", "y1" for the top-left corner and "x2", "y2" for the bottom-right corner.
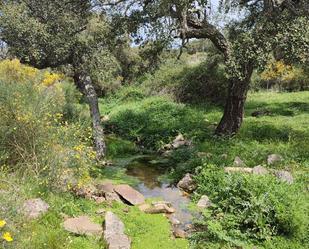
[
  {"x1": 0, "y1": 60, "x2": 95, "y2": 187},
  {"x1": 138, "y1": 53, "x2": 228, "y2": 105},
  {"x1": 193, "y1": 164, "x2": 309, "y2": 248}
]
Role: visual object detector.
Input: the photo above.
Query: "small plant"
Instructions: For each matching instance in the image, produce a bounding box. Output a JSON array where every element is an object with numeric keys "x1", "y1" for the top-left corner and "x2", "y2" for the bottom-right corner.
[{"x1": 0, "y1": 219, "x2": 13, "y2": 245}]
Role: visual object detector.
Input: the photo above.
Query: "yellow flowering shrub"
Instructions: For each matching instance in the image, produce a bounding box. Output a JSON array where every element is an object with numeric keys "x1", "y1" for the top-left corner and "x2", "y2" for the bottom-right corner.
[
  {"x1": 261, "y1": 60, "x2": 295, "y2": 81},
  {"x1": 260, "y1": 60, "x2": 308, "y2": 90},
  {"x1": 41, "y1": 71, "x2": 64, "y2": 87},
  {"x1": 0, "y1": 59, "x2": 38, "y2": 83}
]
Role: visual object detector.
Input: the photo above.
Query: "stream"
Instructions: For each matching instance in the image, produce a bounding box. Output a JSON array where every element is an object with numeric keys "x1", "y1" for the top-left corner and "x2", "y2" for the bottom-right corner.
[{"x1": 124, "y1": 156, "x2": 194, "y2": 229}]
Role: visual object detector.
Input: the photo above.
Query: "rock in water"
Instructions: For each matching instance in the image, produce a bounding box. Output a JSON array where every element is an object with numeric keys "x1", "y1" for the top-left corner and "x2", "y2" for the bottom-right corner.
[
  {"x1": 233, "y1": 156, "x2": 246, "y2": 167},
  {"x1": 267, "y1": 154, "x2": 283, "y2": 165},
  {"x1": 104, "y1": 211, "x2": 131, "y2": 249},
  {"x1": 252, "y1": 165, "x2": 269, "y2": 175},
  {"x1": 22, "y1": 198, "x2": 49, "y2": 219},
  {"x1": 63, "y1": 216, "x2": 102, "y2": 236},
  {"x1": 197, "y1": 195, "x2": 212, "y2": 208},
  {"x1": 114, "y1": 184, "x2": 145, "y2": 205},
  {"x1": 177, "y1": 173, "x2": 197, "y2": 193},
  {"x1": 275, "y1": 170, "x2": 294, "y2": 184}
]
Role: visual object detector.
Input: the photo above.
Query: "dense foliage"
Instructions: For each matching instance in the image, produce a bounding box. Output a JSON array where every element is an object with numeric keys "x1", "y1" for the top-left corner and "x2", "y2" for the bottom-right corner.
[{"x1": 193, "y1": 165, "x2": 308, "y2": 248}]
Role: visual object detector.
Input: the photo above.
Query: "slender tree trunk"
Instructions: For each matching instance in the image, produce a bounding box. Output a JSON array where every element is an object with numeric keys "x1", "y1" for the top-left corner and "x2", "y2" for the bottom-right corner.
[
  {"x1": 74, "y1": 73, "x2": 106, "y2": 160},
  {"x1": 215, "y1": 66, "x2": 253, "y2": 136}
]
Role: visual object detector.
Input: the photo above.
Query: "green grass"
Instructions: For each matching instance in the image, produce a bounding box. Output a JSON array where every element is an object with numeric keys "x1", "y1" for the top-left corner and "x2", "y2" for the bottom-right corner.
[{"x1": 1, "y1": 171, "x2": 188, "y2": 249}]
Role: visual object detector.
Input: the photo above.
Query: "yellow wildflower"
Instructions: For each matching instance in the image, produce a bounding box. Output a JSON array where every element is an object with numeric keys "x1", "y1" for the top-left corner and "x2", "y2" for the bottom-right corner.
[
  {"x1": 0, "y1": 220, "x2": 6, "y2": 228},
  {"x1": 2, "y1": 232, "x2": 13, "y2": 242}
]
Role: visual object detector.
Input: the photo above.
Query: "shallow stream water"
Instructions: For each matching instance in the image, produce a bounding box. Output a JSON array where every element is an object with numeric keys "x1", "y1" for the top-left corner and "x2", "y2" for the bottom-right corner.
[{"x1": 125, "y1": 157, "x2": 194, "y2": 228}]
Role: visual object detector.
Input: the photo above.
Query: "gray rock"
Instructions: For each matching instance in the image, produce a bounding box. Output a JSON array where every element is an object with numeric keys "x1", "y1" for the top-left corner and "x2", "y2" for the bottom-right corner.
[
  {"x1": 233, "y1": 156, "x2": 246, "y2": 167},
  {"x1": 177, "y1": 173, "x2": 197, "y2": 193},
  {"x1": 267, "y1": 154, "x2": 283, "y2": 165},
  {"x1": 63, "y1": 216, "x2": 103, "y2": 236},
  {"x1": 22, "y1": 198, "x2": 49, "y2": 219},
  {"x1": 275, "y1": 170, "x2": 294, "y2": 184},
  {"x1": 144, "y1": 203, "x2": 175, "y2": 214},
  {"x1": 252, "y1": 165, "x2": 269, "y2": 175},
  {"x1": 104, "y1": 211, "x2": 131, "y2": 249},
  {"x1": 114, "y1": 185, "x2": 145, "y2": 205},
  {"x1": 197, "y1": 195, "x2": 212, "y2": 209}
]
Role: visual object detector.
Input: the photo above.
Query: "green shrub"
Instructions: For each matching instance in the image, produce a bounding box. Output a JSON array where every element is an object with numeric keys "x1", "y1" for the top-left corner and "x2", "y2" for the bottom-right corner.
[
  {"x1": 193, "y1": 164, "x2": 309, "y2": 247},
  {"x1": 138, "y1": 53, "x2": 228, "y2": 104}
]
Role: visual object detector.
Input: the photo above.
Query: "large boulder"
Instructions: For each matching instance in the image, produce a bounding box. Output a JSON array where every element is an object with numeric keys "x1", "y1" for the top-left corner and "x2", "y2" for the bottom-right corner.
[
  {"x1": 275, "y1": 170, "x2": 294, "y2": 184},
  {"x1": 177, "y1": 174, "x2": 197, "y2": 193},
  {"x1": 22, "y1": 198, "x2": 49, "y2": 219},
  {"x1": 114, "y1": 185, "x2": 145, "y2": 205},
  {"x1": 63, "y1": 216, "x2": 102, "y2": 236},
  {"x1": 104, "y1": 211, "x2": 131, "y2": 249},
  {"x1": 267, "y1": 154, "x2": 283, "y2": 165}
]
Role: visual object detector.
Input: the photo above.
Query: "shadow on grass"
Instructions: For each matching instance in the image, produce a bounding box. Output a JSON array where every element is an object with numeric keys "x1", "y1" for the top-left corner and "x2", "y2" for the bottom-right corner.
[{"x1": 245, "y1": 101, "x2": 309, "y2": 117}]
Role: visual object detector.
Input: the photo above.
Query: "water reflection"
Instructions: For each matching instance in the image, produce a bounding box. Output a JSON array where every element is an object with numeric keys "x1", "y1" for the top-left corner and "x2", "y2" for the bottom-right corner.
[{"x1": 126, "y1": 160, "x2": 193, "y2": 227}]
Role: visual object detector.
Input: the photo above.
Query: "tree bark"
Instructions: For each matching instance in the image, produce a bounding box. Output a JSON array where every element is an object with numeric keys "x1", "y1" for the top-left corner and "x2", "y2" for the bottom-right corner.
[
  {"x1": 215, "y1": 65, "x2": 254, "y2": 136},
  {"x1": 74, "y1": 73, "x2": 106, "y2": 160}
]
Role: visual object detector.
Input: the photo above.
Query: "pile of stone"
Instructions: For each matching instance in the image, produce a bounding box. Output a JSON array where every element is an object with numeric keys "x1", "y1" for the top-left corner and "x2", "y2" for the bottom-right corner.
[
  {"x1": 72, "y1": 182, "x2": 146, "y2": 205},
  {"x1": 160, "y1": 134, "x2": 192, "y2": 156},
  {"x1": 224, "y1": 155, "x2": 294, "y2": 184}
]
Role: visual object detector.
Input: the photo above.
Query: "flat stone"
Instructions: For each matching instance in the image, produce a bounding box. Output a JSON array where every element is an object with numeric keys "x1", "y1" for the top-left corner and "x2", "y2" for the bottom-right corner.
[
  {"x1": 224, "y1": 167, "x2": 253, "y2": 174},
  {"x1": 252, "y1": 165, "x2": 269, "y2": 175},
  {"x1": 275, "y1": 170, "x2": 294, "y2": 184},
  {"x1": 63, "y1": 216, "x2": 103, "y2": 236},
  {"x1": 177, "y1": 173, "x2": 197, "y2": 193},
  {"x1": 104, "y1": 211, "x2": 131, "y2": 249},
  {"x1": 114, "y1": 185, "x2": 145, "y2": 205},
  {"x1": 197, "y1": 195, "x2": 212, "y2": 208},
  {"x1": 233, "y1": 156, "x2": 246, "y2": 167},
  {"x1": 22, "y1": 198, "x2": 49, "y2": 219},
  {"x1": 144, "y1": 203, "x2": 176, "y2": 214},
  {"x1": 152, "y1": 201, "x2": 172, "y2": 207},
  {"x1": 267, "y1": 154, "x2": 283, "y2": 165}
]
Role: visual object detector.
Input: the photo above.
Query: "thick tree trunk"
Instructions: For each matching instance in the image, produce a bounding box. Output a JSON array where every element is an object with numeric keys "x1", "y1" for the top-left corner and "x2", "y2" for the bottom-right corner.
[
  {"x1": 215, "y1": 67, "x2": 253, "y2": 136},
  {"x1": 74, "y1": 73, "x2": 106, "y2": 160}
]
